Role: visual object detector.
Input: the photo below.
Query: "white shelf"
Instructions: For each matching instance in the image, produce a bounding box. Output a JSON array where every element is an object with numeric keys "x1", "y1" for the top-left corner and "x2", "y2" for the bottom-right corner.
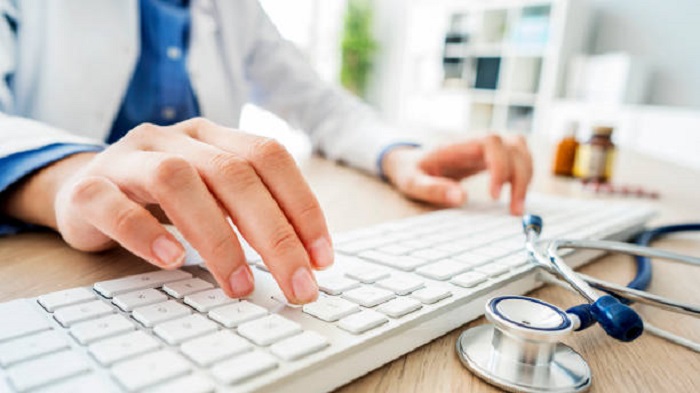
[{"x1": 380, "y1": 0, "x2": 590, "y2": 136}]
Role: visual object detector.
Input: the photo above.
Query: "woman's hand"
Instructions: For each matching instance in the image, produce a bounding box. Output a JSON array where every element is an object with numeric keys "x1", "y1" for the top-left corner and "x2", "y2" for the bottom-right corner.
[
  {"x1": 381, "y1": 134, "x2": 533, "y2": 215},
  {"x1": 6, "y1": 118, "x2": 332, "y2": 304}
]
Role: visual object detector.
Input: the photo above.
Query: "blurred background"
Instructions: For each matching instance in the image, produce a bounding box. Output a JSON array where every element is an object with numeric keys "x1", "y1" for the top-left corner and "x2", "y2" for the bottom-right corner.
[{"x1": 242, "y1": 0, "x2": 700, "y2": 170}]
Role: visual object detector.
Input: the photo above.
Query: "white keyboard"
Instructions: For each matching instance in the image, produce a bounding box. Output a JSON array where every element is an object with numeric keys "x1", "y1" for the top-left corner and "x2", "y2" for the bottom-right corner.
[{"x1": 0, "y1": 195, "x2": 654, "y2": 393}]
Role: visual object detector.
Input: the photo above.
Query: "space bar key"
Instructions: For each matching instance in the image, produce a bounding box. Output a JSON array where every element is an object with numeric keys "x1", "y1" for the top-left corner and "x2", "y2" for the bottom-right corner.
[{"x1": 94, "y1": 270, "x2": 192, "y2": 298}]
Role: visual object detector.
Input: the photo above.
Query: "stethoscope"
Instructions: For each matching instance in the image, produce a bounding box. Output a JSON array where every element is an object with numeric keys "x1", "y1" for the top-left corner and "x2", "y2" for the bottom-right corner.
[{"x1": 456, "y1": 214, "x2": 700, "y2": 393}]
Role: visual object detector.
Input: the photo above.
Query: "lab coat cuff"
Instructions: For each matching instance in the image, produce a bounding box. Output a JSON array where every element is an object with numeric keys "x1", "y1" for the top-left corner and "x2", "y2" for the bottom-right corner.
[
  {"x1": 376, "y1": 142, "x2": 422, "y2": 182},
  {"x1": 0, "y1": 143, "x2": 104, "y2": 236}
]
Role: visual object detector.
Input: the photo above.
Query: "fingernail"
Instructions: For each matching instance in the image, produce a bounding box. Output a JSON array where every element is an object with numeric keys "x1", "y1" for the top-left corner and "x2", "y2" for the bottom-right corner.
[
  {"x1": 493, "y1": 184, "x2": 503, "y2": 200},
  {"x1": 446, "y1": 188, "x2": 463, "y2": 205},
  {"x1": 291, "y1": 267, "x2": 318, "y2": 304},
  {"x1": 309, "y1": 237, "x2": 334, "y2": 269},
  {"x1": 513, "y1": 200, "x2": 525, "y2": 215},
  {"x1": 152, "y1": 235, "x2": 185, "y2": 268},
  {"x1": 229, "y1": 265, "x2": 254, "y2": 298}
]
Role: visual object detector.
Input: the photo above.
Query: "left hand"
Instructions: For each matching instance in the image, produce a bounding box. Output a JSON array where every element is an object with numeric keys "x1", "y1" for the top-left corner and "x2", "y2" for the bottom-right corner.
[{"x1": 381, "y1": 134, "x2": 533, "y2": 215}]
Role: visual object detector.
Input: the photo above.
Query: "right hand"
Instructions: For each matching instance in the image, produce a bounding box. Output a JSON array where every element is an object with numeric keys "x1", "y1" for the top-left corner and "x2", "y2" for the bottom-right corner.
[{"x1": 47, "y1": 118, "x2": 331, "y2": 304}]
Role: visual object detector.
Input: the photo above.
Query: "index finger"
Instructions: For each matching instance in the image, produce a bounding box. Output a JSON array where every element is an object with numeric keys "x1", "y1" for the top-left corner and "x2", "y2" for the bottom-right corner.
[
  {"x1": 481, "y1": 135, "x2": 512, "y2": 200},
  {"x1": 177, "y1": 119, "x2": 333, "y2": 270}
]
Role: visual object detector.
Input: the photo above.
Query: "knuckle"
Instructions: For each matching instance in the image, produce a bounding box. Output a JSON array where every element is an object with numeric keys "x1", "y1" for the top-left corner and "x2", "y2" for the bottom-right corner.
[
  {"x1": 208, "y1": 234, "x2": 235, "y2": 259},
  {"x1": 127, "y1": 123, "x2": 159, "y2": 141},
  {"x1": 296, "y1": 200, "x2": 324, "y2": 224},
  {"x1": 152, "y1": 156, "x2": 197, "y2": 190},
  {"x1": 248, "y1": 138, "x2": 290, "y2": 164},
  {"x1": 184, "y1": 116, "x2": 212, "y2": 130},
  {"x1": 485, "y1": 134, "x2": 503, "y2": 146},
  {"x1": 70, "y1": 176, "x2": 108, "y2": 205},
  {"x1": 268, "y1": 226, "x2": 301, "y2": 257},
  {"x1": 112, "y1": 205, "x2": 144, "y2": 234},
  {"x1": 211, "y1": 155, "x2": 257, "y2": 186}
]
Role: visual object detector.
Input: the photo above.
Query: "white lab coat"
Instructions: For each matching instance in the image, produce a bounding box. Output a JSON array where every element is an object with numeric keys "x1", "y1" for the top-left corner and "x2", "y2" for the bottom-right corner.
[{"x1": 0, "y1": 0, "x2": 405, "y2": 174}]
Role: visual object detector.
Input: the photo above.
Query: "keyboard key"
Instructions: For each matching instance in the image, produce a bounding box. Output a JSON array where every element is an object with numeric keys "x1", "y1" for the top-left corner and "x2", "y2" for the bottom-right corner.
[
  {"x1": 318, "y1": 275, "x2": 360, "y2": 295},
  {"x1": 336, "y1": 238, "x2": 388, "y2": 254},
  {"x1": 113, "y1": 288, "x2": 168, "y2": 312},
  {"x1": 470, "y1": 246, "x2": 512, "y2": 258},
  {"x1": 208, "y1": 300, "x2": 268, "y2": 328},
  {"x1": 53, "y1": 300, "x2": 114, "y2": 327},
  {"x1": 473, "y1": 263, "x2": 510, "y2": 277},
  {"x1": 111, "y1": 350, "x2": 191, "y2": 392},
  {"x1": 270, "y1": 331, "x2": 329, "y2": 361},
  {"x1": 451, "y1": 252, "x2": 493, "y2": 267},
  {"x1": 132, "y1": 300, "x2": 191, "y2": 328},
  {"x1": 359, "y1": 251, "x2": 428, "y2": 271},
  {"x1": 377, "y1": 297, "x2": 422, "y2": 318},
  {"x1": 211, "y1": 351, "x2": 277, "y2": 385},
  {"x1": 338, "y1": 310, "x2": 388, "y2": 334},
  {"x1": 0, "y1": 299, "x2": 52, "y2": 342},
  {"x1": 38, "y1": 288, "x2": 96, "y2": 312},
  {"x1": 342, "y1": 286, "x2": 395, "y2": 307},
  {"x1": 180, "y1": 331, "x2": 252, "y2": 367},
  {"x1": 411, "y1": 286, "x2": 452, "y2": 304},
  {"x1": 184, "y1": 288, "x2": 237, "y2": 312},
  {"x1": 375, "y1": 244, "x2": 411, "y2": 255},
  {"x1": 415, "y1": 259, "x2": 470, "y2": 280},
  {"x1": 7, "y1": 351, "x2": 91, "y2": 392},
  {"x1": 375, "y1": 275, "x2": 425, "y2": 295},
  {"x1": 94, "y1": 270, "x2": 192, "y2": 298},
  {"x1": 88, "y1": 331, "x2": 161, "y2": 366},
  {"x1": 450, "y1": 271, "x2": 488, "y2": 288},
  {"x1": 70, "y1": 314, "x2": 135, "y2": 344},
  {"x1": 500, "y1": 255, "x2": 530, "y2": 268},
  {"x1": 38, "y1": 373, "x2": 114, "y2": 393},
  {"x1": 153, "y1": 314, "x2": 219, "y2": 345},
  {"x1": 345, "y1": 265, "x2": 390, "y2": 284},
  {"x1": 0, "y1": 330, "x2": 69, "y2": 367},
  {"x1": 409, "y1": 248, "x2": 453, "y2": 261},
  {"x1": 237, "y1": 314, "x2": 303, "y2": 346},
  {"x1": 303, "y1": 296, "x2": 360, "y2": 322},
  {"x1": 146, "y1": 374, "x2": 215, "y2": 393},
  {"x1": 162, "y1": 278, "x2": 214, "y2": 299}
]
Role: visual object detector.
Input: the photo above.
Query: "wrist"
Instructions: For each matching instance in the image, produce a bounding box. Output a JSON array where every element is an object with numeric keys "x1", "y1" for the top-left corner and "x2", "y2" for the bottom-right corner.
[
  {"x1": 378, "y1": 143, "x2": 421, "y2": 183},
  {"x1": 2, "y1": 152, "x2": 97, "y2": 230}
]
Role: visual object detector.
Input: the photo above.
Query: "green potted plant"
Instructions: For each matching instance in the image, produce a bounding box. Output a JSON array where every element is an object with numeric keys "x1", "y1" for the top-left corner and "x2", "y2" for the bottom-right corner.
[{"x1": 340, "y1": 0, "x2": 377, "y2": 99}]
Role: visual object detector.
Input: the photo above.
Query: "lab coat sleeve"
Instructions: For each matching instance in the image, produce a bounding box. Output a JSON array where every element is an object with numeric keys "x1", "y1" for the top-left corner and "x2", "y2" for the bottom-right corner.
[
  {"x1": 242, "y1": 1, "x2": 418, "y2": 176},
  {"x1": 0, "y1": 0, "x2": 104, "y2": 161}
]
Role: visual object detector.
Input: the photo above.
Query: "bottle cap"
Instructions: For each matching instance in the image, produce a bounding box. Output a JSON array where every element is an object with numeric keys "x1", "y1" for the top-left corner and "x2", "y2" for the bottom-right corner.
[{"x1": 592, "y1": 126, "x2": 614, "y2": 136}]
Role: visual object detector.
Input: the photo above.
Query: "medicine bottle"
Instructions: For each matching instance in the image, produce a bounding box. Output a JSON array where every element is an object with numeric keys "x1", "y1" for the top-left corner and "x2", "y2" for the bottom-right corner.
[
  {"x1": 551, "y1": 122, "x2": 579, "y2": 177},
  {"x1": 573, "y1": 126, "x2": 616, "y2": 182}
]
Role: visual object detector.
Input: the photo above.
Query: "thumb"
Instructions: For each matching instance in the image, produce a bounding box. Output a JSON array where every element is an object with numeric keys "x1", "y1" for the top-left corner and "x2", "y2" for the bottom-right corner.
[{"x1": 399, "y1": 172, "x2": 466, "y2": 207}]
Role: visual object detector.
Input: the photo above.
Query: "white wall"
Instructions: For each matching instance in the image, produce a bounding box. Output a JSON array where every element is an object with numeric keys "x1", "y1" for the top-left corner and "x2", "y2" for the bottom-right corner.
[{"x1": 589, "y1": 0, "x2": 700, "y2": 108}]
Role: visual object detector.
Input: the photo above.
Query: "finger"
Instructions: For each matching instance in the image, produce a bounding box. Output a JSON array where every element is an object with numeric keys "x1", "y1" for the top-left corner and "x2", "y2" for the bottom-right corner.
[
  {"x1": 144, "y1": 133, "x2": 319, "y2": 304},
  {"x1": 508, "y1": 147, "x2": 531, "y2": 216},
  {"x1": 67, "y1": 175, "x2": 186, "y2": 269},
  {"x1": 482, "y1": 135, "x2": 511, "y2": 200},
  {"x1": 399, "y1": 172, "x2": 466, "y2": 207},
  {"x1": 101, "y1": 146, "x2": 252, "y2": 298},
  {"x1": 418, "y1": 142, "x2": 486, "y2": 179},
  {"x1": 177, "y1": 119, "x2": 333, "y2": 271}
]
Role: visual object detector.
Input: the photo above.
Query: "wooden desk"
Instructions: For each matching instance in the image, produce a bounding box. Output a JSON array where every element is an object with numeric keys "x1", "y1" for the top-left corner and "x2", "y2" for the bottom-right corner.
[{"x1": 1, "y1": 149, "x2": 699, "y2": 392}]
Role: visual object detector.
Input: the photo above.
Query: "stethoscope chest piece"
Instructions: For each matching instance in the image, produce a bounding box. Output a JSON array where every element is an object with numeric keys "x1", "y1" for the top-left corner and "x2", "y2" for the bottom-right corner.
[{"x1": 457, "y1": 296, "x2": 591, "y2": 393}]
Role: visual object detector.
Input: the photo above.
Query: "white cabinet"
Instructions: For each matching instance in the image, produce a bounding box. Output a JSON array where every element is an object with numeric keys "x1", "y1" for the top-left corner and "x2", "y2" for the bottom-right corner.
[{"x1": 375, "y1": 0, "x2": 590, "y2": 136}]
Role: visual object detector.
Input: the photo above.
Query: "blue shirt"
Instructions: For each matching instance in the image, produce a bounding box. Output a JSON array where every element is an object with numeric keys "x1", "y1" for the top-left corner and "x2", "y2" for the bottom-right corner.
[
  {"x1": 109, "y1": 0, "x2": 199, "y2": 142},
  {"x1": 0, "y1": 0, "x2": 199, "y2": 234}
]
